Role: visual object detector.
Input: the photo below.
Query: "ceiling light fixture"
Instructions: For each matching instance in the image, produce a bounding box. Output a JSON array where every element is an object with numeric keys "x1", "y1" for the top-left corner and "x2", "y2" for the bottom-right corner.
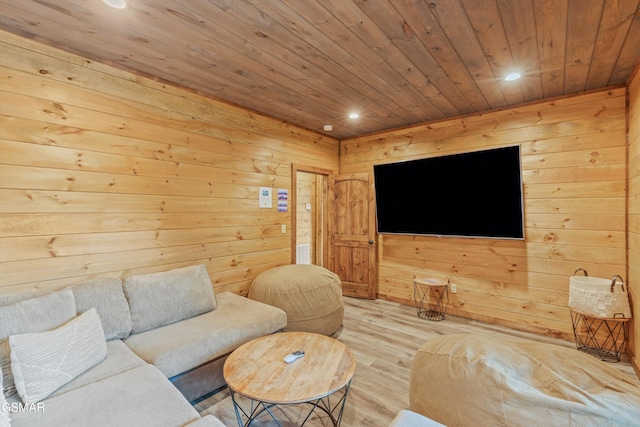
[
  {"x1": 349, "y1": 113, "x2": 359, "y2": 119},
  {"x1": 505, "y1": 72, "x2": 521, "y2": 81},
  {"x1": 323, "y1": 124, "x2": 333, "y2": 131},
  {"x1": 103, "y1": 0, "x2": 126, "y2": 9}
]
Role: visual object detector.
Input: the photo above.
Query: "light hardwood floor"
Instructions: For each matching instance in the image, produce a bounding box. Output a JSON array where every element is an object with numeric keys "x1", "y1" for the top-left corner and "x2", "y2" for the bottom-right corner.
[{"x1": 195, "y1": 297, "x2": 637, "y2": 426}]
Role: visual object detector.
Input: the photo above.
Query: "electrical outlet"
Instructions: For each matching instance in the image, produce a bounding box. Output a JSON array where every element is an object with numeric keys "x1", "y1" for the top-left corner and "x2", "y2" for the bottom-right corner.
[{"x1": 450, "y1": 283, "x2": 457, "y2": 294}]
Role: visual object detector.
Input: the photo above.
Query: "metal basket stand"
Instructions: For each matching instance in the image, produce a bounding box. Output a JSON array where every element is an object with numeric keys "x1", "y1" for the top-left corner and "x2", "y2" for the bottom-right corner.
[
  {"x1": 413, "y1": 276, "x2": 449, "y2": 321},
  {"x1": 570, "y1": 309, "x2": 630, "y2": 362},
  {"x1": 568, "y1": 269, "x2": 631, "y2": 362}
]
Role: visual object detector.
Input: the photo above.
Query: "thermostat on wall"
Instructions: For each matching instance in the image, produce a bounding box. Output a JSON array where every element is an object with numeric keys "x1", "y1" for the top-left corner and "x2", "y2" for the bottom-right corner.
[{"x1": 259, "y1": 187, "x2": 272, "y2": 208}]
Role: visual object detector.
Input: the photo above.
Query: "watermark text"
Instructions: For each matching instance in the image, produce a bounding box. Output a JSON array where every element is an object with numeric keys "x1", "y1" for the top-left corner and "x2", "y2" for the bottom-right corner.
[{"x1": 2, "y1": 401, "x2": 46, "y2": 413}]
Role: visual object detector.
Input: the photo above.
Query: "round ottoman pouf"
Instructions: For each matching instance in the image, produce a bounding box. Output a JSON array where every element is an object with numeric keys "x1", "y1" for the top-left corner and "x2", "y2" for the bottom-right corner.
[
  {"x1": 409, "y1": 334, "x2": 640, "y2": 427},
  {"x1": 248, "y1": 264, "x2": 344, "y2": 336}
]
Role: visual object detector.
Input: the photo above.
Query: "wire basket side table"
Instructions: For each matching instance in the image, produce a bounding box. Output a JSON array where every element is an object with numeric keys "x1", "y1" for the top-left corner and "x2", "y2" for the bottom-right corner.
[
  {"x1": 413, "y1": 277, "x2": 449, "y2": 321},
  {"x1": 568, "y1": 269, "x2": 631, "y2": 362},
  {"x1": 570, "y1": 309, "x2": 630, "y2": 362}
]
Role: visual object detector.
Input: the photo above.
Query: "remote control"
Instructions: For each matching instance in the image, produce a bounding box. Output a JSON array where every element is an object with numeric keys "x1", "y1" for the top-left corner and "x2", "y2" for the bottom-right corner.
[{"x1": 283, "y1": 350, "x2": 305, "y2": 363}]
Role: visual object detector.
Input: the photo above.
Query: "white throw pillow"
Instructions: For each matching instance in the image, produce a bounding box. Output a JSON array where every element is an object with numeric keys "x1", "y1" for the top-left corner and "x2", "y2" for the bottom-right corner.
[{"x1": 9, "y1": 308, "x2": 107, "y2": 405}]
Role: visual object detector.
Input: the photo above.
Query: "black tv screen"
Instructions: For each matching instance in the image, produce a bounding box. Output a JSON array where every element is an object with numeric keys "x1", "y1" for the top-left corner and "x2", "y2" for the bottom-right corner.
[{"x1": 373, "y1": 145, "x2": 524, "y2": 239}]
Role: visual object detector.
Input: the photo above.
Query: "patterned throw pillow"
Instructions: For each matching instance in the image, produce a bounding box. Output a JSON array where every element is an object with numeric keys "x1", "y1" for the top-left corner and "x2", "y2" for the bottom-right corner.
[{"x1": 9, "y1": 308, "x2": 107, "y2": 405}]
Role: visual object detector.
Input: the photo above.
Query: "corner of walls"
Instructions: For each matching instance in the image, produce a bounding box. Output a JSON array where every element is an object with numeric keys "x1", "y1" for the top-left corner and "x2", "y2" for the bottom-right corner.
[{"x1": 627, "y1": 61, "x2": 640, "y2": 378}]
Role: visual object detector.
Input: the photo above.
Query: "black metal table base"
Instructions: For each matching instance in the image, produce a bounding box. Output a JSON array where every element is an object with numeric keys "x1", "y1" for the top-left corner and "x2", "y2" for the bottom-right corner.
[{"x1": 229, "y1": 381, "x2": 351, "y2": 427}]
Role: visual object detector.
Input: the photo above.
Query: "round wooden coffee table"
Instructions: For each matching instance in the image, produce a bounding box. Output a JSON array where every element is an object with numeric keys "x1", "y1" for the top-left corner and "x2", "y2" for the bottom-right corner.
[{"x1": 223, "y1": 331, "x2": 356, "y2": 426}]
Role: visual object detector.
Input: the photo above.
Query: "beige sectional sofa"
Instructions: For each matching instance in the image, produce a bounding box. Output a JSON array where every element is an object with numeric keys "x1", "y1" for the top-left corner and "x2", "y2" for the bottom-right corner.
[{"x1": 0, "y1": 264, "x2": 287, "y2": 427}]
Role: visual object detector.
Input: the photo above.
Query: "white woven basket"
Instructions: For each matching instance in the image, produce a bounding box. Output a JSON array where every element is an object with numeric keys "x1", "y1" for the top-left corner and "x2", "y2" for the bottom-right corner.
[{"x1": 569, "y1": 274, "x2": 632, "y2": 319}]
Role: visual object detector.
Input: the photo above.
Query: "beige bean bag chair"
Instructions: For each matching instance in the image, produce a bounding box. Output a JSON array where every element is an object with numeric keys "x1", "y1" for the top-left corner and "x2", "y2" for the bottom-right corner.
[
  {"x1": 410, "y1": 333, "x2": 640, "y2": 427},
  {"x1": 248, "y1": 264, "x2": 344, "y2": 336}
]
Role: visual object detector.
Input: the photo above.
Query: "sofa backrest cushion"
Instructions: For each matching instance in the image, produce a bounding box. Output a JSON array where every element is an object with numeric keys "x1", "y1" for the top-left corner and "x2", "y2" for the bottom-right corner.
[
  {"x1": 0, "y1": 289, "x2": 50, "y2": 307},
  {"x1": 72, "y1": 277, "x2": 133, "y2": 340},
  {"x1": 0, "y1": 288, "x2": 77, "y2": 398},
  {"x1": 123, "y1": 264, "x2": 217, "y2": 334}
]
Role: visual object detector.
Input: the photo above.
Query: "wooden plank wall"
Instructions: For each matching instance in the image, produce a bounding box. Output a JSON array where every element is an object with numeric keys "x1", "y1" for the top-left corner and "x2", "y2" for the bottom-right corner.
[
  {"x1": 340, "y1": 89, "x2": 629, "y2": 341},
  {"x1": 0, "y1": 31, "x2": 339, "y2": 296},
  {"x1": 629, "y1": 64, "x2": 640, "y2": 375}
]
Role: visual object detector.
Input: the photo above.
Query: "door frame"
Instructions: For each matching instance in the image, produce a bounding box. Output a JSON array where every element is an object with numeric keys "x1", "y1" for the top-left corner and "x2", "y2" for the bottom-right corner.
[{"x1": 291, "y1": 164, "x2": 335, "y2": 265}]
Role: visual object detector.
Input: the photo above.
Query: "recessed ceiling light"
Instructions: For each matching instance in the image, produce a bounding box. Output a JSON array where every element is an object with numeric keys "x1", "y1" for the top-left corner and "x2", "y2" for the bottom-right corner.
[
  {"x1": 103, "y1": 0, "x2": 126, "y2": 9},
  {"x1": 505, "y1": 73, "x2": 521, "y2": 81},
  {"x1": 349, "y1": 113, "x2": 359, "y2": 119}
]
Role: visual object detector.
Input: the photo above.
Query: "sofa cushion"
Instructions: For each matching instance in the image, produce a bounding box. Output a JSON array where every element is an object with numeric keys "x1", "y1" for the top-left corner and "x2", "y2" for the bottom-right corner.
[
  {"x1": 0, "y1": 288, "x2": 76, "y2": 398},
  {"x1": 125, "y1": 292, "x2": 287, "y2": 378},
  {"x1": 0, "y1": 290, "x2": 48, "y2": 307},
  {"x1": 123, "y1": 265, "x2": 217, "y2": 334},
  {"x1": 8, "y1": 364, "x2": 203, "y2": 427},
  {"x1": 49, "y1": 339, "x2": 146, "y2": 399},
  {"x1": 10, "y1": 308, "x2": 107, "y2": 405},
  {"x1": 72, "y1": 277, "x2": 132, "y2": 340}
]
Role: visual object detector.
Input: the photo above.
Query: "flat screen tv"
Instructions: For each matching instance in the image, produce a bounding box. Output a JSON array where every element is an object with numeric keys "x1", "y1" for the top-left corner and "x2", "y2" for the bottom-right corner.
[{"x1": 373, "y1": 145, "x2": 524, "y2": 239}]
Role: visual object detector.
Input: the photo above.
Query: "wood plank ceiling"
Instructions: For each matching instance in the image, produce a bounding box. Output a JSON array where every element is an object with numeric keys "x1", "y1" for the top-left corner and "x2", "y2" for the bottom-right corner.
[{"x1": 0, "y1": 0, "x2": 639, "y2": 139}]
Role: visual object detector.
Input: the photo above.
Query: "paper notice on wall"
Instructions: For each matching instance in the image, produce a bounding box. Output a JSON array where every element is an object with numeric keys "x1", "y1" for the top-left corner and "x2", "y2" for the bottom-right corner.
[{"x1": 259, "y1": 187, "x2": 272, "y2": 208}]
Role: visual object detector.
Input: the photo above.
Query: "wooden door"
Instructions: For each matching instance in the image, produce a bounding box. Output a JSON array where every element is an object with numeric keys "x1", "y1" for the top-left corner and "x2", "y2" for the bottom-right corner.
[{"x1": 330, "y1": 173, "x2": 376, "y2": 299}]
